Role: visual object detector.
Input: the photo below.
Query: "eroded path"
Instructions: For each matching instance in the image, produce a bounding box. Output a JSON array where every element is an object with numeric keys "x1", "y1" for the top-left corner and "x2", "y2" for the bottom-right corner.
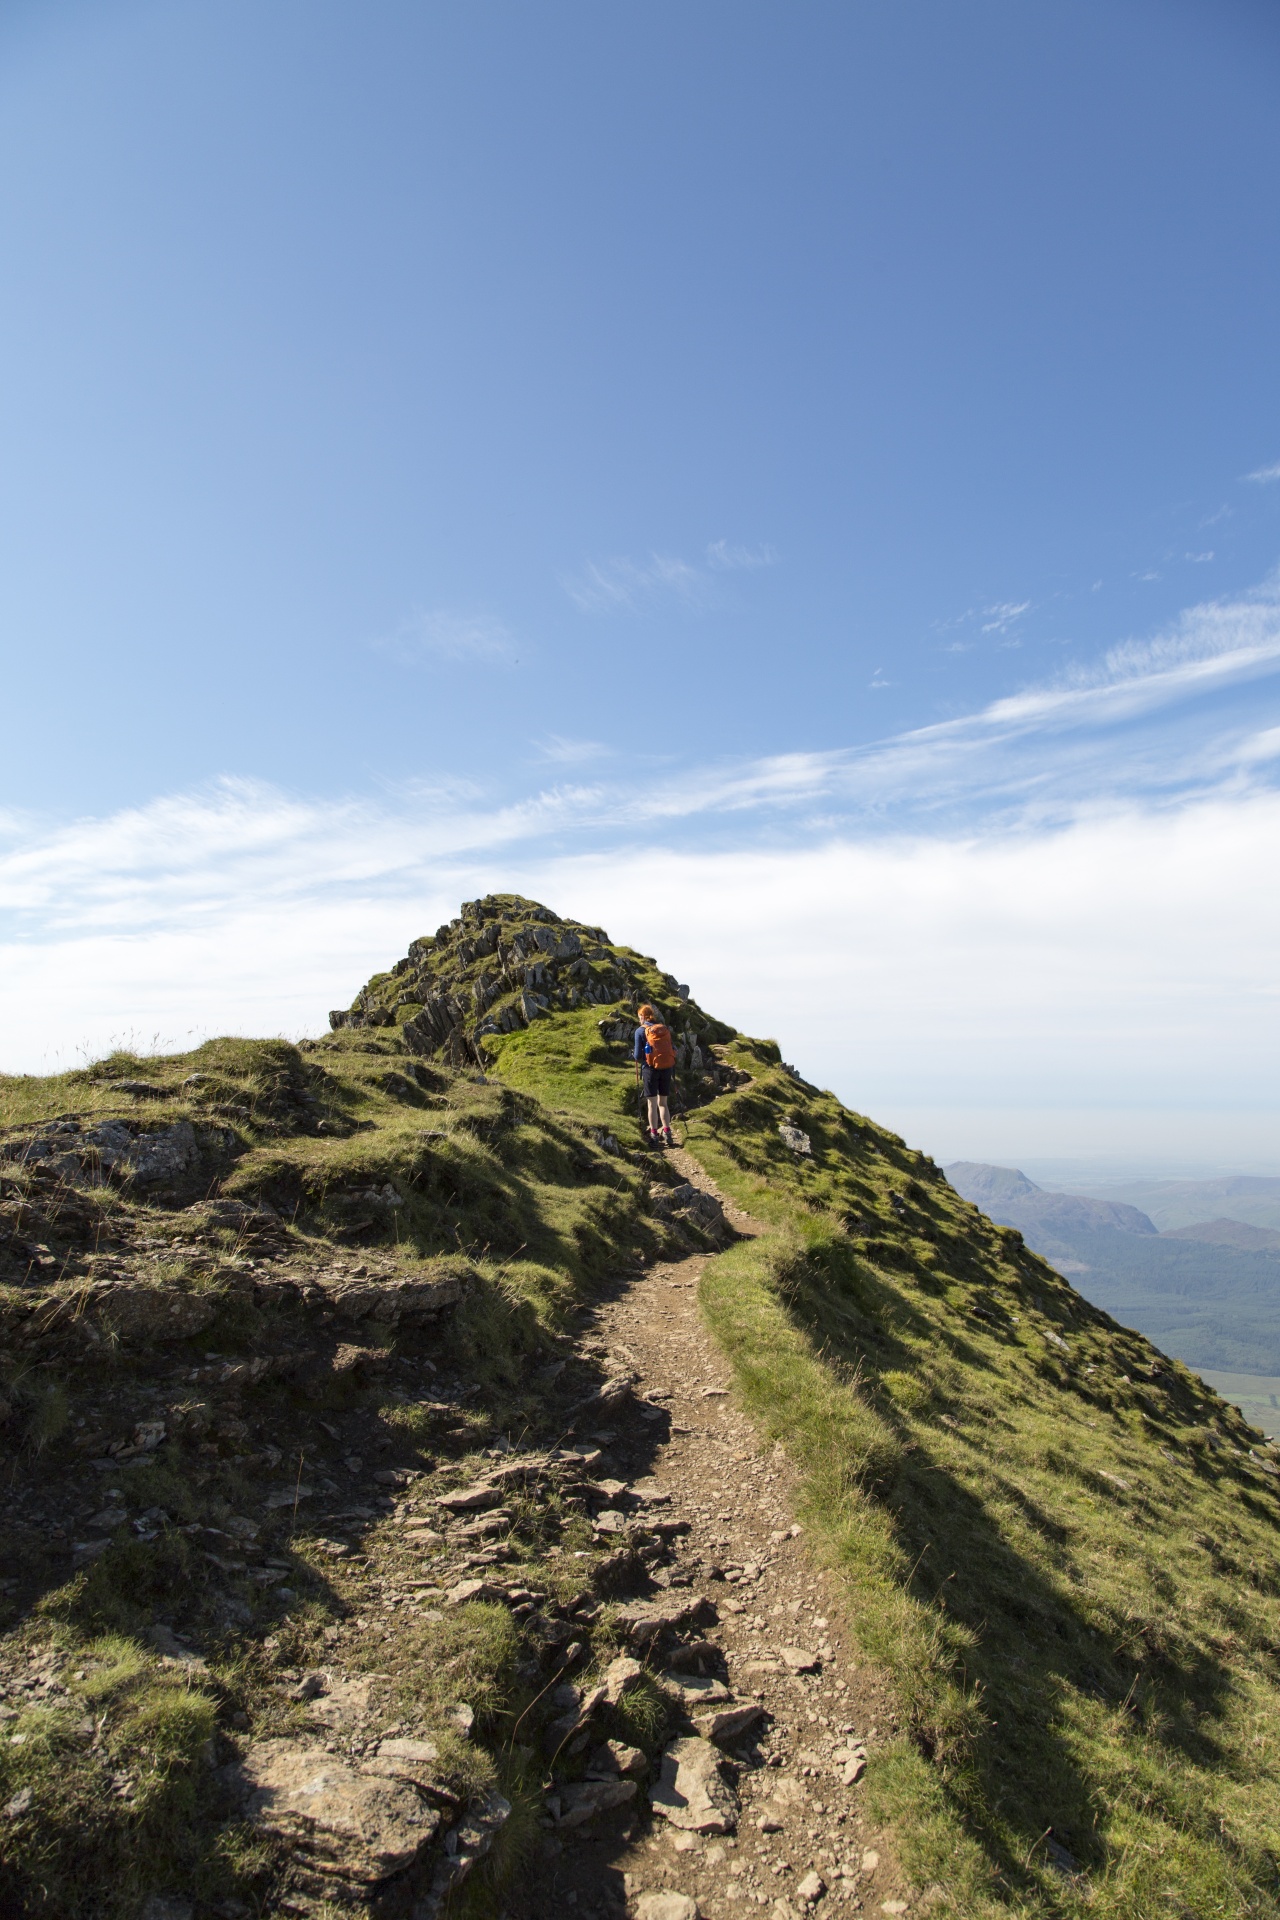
[{"x1": 520, "y1": 1149, "x2": 910, "y2": 1920}]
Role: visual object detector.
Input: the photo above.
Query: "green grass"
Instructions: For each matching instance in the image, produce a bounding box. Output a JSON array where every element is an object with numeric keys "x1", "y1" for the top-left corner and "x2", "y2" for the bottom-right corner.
[
  {"x1": 0, "y1": 1626, "x2": 259, "y2": 1920},
  {"x1": 682, "y1": 1043, "x2": 1280, "y2": 1919},
  {"x1": 483, "y1": 1007, "x2": 643, "y2": 1130},
  {"x1": 0, "y1": 949, "x2": 679, "y2": 1915},
  {"x1": 8, "y1": 894, "x2": 1280, "y2": 1918}
]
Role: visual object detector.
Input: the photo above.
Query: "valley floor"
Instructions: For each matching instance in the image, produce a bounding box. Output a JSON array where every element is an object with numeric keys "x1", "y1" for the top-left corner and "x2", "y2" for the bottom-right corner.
[{"x1": 1196, "y1": 1370, "x2": 1280, "y2": 1440}]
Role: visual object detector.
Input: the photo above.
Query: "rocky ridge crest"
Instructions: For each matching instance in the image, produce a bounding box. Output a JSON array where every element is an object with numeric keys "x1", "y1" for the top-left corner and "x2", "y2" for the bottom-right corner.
[{"x1": 329, "y1": 893, "x2": 735, "y2": 1077}]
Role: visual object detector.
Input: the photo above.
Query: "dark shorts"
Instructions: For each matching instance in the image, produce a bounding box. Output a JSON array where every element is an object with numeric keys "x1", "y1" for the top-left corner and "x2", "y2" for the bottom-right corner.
[{"x1": 643, "y1": 1065, "x2": 673, "y2": 1097}]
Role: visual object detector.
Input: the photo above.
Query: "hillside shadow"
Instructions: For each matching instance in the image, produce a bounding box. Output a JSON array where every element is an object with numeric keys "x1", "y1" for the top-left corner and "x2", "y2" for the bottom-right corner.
[{"x1": 779, "y1": 1260, "x2": 1252, "y2": 1895}]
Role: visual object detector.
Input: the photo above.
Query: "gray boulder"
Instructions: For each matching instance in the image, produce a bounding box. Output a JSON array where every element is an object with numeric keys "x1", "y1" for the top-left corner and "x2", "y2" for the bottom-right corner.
[{"x1": 650, "y1": 1736, "x2": 739, "y2": 1833}]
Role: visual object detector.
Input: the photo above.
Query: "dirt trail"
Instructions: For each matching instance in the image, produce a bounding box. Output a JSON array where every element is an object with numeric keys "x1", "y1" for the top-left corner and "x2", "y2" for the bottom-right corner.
[{"x1": 522, "y1": 1148, "x2": 910, "y2": 1920}]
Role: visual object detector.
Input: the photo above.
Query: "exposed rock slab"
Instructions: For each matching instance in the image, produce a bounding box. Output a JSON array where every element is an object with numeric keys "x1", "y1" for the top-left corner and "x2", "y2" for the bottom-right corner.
[
  {"x1": 613, "y1": 1593, "x2": 713, "y2": 1647},
  {"x1": 698, "y1": 1703, "x2": 765, "y2": 1745},
  {"x1": 633, "y1": 1895, "x2": 700, "y2": 1920},
  {"x1": 548, "y1": 1777, "x2": 637, "y2": 1827},
  {"x1": 232, "y1": 1739, "x2": 439, "y2": 1886},
  {"x1": 601, "y1": 1654, "x2": 644, "y2": 1704},
  {"x1": 649, "y1": 1736, "x2": 739, "y2": 1834},
  {"x1": 436, "y1": 1482, "x2": 503, "y2": 1513},
  {"x1": 659, "y1": 1670, "x2": 732, "y2": 1706}
]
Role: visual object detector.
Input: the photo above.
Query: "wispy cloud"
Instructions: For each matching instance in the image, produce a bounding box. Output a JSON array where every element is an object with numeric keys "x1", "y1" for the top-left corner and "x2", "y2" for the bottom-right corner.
[
  {"x1": 562, "y1": 537, "x2": 777, "y2": 612},
  {"x1": 1245, "y1": 462, "x2": 1280, "y2": 483},
  {"x1": 369, "y1": 609, "x2": 515, "y2": 664},
  {"x1": 936, "y1": 596, "x2": 1032, "y2": 641},
  {"x1": 534, "y1": 735, "x2": 612, "y2": 765},
  {"x1": 705, "y1": 539, "x2": 778, "y2": 571},
  {"x1": 6, "y1": 575, "x2": 1280, "y2": 1131},
  {"x1": 5, "y1": 785, "x2": 1280, "y2": 1172},
  {"x1": 5, "y1": 577, "x2": 1279, "y2": 937},
  {"x1": 561, "y1": 554, "x2": 706, "y2": 614},
  {"x1": 980, "y1": 600, "x2": 1031, "y2": 634}
]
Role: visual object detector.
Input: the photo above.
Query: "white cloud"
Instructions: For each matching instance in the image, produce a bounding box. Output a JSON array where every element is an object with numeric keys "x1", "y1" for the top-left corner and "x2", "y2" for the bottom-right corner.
[
  {"x1": 538, "y1": 804, "x2": 1280, "y2": 1143},
  {"x1": 5, "y1": 574, "x2": 1280, "y2": 1164},
  {"x1": 705, "y1": 540, "x2": 778, "y2": 571},
  {"x1": 369, "y1": 609, "x2": 515, "y2": 663},
  {"x1": 4, "y1": 794, "x2": 1280, "y2": 1168},
  {"x1": 561, "y1": 554, "x2": 705, "y2": 614},
  {"x1": 980, "y1": 600, "x2": 1031, "y2": 634},
  {"x1": 1245, "y1": 462, "x2": 1280, "y2": 483},
  {"x1": 945, "y1": 574, "x2": 1280, "y2": 736},
  {"x1": 534, "y1": 735, "x2": 612, "y2": 765},
  {"x1": 562, "y1": 539, "x2": 777, "y2": 612},
  {"x1": 3, "y1": 573, "x2": 1278, "y2": 942},
  {"x1": 1236, "y1": 724, "x2": 1280, "y2": 766}
]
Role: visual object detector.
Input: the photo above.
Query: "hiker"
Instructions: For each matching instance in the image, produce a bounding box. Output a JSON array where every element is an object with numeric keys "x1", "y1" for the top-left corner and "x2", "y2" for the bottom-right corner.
[{"x1": 634, "y1": 1003, "x2": 677, "y2": 1146}]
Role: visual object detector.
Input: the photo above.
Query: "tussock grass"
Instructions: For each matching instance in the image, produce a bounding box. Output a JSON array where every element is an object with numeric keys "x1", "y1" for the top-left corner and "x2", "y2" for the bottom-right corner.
[
  {"x1": 10, "y1": 899, "x2": 1280, "y2": 1918},
  {"x1": 0, "y1": 1627, "x2": 243, "y2": 1920},
  {"x1": 688, "y1": 1046, "x2": 1280, "y2": 1919},
  {"x1": 486, "y1": 1009, "x2": 643, "y2": 1129}
]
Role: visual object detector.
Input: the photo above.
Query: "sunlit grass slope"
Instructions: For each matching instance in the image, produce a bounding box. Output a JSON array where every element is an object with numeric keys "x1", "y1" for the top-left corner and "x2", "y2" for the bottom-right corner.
[
  {"x1": 501, "y1": 1016, "x2": 1280, "y2": 1920},
  {"x1": 694, "y1": 1048, "x2": 1280, "y2": 1919},
  {"x1": 5, "y1": 887, "x2": 1280, "y2": 1920}
]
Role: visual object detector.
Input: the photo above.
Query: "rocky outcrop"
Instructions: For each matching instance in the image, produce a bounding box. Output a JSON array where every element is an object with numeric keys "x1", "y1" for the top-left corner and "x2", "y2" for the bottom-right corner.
[
  {"x1": 2, "y1": 1118, "x2": 209, "y2": 1188},
  {"x1": 649, "y1": 1182, "x2": 732, "y2": 1246},
  {"x1": 0, "y1": 1261, "x2": 468, "y2": 1366},
  {"x1": 315, "y1": 1269, "x2": 466, "y2": 1326},
  {"x1": 231, "y1": 1739, "x2": 442, "y2": 1892},
  {"x1": 328, "y1": 894, "x2": 734, "y2": 1072}
]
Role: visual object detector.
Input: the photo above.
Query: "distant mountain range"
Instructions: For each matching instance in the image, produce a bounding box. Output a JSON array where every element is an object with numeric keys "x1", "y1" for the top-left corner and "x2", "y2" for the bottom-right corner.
[
  {"x1": 945, "y1": 1161, "x2": 1157, "y2": 1256},
  {"x1": 1165, "y1": 1217, "x2": 1280, "y2": 1251},
  {"x1": 1066, "y1": 1175, "x2": 1280, "y2": 1234},
  {"x1": 945, "y1": 1161, "x2": 1280, "y2": 1375}
]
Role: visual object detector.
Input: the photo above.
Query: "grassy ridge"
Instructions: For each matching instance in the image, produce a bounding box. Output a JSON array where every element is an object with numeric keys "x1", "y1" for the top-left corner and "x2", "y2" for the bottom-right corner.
[
  {"x1": 683, "y1": 1041, "x2": 1280, "y2": 1918},
  {"x1": 6, "y1": 895, "x2": 1280, "y2": 1919},
  {"x1": 0, "y1": 1023, "x2": 675, "y2": 1917}
]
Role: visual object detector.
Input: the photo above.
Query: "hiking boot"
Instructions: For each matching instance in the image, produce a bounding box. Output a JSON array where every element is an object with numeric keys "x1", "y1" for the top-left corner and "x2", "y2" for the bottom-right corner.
[{"x1": 663, "y1": 1128, "x2": 676, "y2": 1147}]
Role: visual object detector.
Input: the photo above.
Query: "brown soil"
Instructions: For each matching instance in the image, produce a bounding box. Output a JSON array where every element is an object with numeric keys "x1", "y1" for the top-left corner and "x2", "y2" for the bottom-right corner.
[{"x1": 511, "y1": 1148, "x2": 909, "y2": 1920}]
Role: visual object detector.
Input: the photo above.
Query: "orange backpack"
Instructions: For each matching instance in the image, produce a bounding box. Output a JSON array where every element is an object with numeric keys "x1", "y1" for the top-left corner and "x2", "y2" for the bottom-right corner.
[{"x1": 643, "y1": 1021, "x2": 676, "y2": 1069}]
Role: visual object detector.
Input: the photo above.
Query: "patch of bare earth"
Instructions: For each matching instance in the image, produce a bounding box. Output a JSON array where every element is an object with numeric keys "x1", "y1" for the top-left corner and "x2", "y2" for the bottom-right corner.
[{"x1": 513, "y1": 1149, "x2": 909, "y2": 1920}]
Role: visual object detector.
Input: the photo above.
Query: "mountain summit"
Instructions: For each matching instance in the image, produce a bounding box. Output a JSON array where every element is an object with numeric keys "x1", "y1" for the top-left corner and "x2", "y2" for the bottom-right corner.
[
  {"x1": 3, "y1": 895, "x2": 1280, "y2": 1920},
  {"x1": 329, "y1": 890, "x2": 733, "y2": 1076}
]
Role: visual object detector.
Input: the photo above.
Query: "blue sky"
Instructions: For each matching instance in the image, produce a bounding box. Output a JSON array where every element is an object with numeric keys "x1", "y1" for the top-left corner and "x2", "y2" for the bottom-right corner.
[{"x1": 3, "y1": 0, "x2": 1280, "y2": 1169}]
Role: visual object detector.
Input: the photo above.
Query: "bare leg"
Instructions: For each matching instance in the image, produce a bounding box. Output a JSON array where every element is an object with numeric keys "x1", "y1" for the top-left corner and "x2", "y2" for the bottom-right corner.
[
  {"x1": 647, "y1": 1095, "x2": 663, "y2": 1132},
  {"x1": 657, "y1": 1095, "x2": 673, "y2": 1134}
]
